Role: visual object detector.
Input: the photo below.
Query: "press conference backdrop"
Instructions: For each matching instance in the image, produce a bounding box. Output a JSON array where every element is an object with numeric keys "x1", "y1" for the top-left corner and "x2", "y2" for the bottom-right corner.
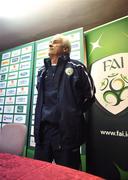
[
  {"x1": 0, "y1": 43, "x2": 34, "y2": 129},
  {"x1": 85, "y1": 16, "x2": 128, "y2": 180}
]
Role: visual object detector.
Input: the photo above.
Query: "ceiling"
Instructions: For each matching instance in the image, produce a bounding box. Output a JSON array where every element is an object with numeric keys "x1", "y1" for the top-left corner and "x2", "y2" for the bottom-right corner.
[{"x1": 0, "y1": 0, "x2": 127, "y2": 51}]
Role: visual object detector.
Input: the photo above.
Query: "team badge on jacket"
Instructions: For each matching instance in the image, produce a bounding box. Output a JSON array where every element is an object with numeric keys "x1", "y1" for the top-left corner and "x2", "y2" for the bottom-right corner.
[{"x1": 65, "y1": 67, "x2": 74, "y2": 76}]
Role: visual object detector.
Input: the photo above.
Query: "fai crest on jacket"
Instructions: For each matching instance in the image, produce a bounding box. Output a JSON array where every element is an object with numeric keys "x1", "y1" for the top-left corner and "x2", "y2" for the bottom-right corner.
[
  {"x1": 65, "y1": 67, "x2": 74, "y2": 76},
  {"x1": 91, "y1": 53, "x2": 128, "y2": 115}
]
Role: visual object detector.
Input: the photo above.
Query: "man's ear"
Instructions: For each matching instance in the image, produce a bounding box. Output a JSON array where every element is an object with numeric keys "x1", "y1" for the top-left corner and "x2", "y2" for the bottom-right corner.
[{"x1": 63, "y1": 47, "x2": 69, "y2": 53}]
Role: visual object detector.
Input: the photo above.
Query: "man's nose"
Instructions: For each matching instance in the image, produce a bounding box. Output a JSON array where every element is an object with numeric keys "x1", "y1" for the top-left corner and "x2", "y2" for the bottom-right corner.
[{"x1": 49, "y1": 43, "x2": 53, "y2": 47}]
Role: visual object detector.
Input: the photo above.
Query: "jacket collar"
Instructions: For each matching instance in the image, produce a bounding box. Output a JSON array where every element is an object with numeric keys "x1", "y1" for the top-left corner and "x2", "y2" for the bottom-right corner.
[{"x1": 44, "y1": 54, "x2": 70, "y2": 69}]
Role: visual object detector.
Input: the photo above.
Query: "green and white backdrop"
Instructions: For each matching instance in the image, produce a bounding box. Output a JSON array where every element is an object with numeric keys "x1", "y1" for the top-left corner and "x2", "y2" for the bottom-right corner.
[
  {"x1": 0, "y1": 43, "x2": 34, "y2": 129},
  {"x1": 85, "y1": 16, "x2": 128, "y2": 180}
]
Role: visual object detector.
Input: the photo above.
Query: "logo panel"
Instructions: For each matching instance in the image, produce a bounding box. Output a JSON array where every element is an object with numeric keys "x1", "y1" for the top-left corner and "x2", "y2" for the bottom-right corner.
[{"x1": 91, "y1": 53, "x2": 128, "y2": 115}]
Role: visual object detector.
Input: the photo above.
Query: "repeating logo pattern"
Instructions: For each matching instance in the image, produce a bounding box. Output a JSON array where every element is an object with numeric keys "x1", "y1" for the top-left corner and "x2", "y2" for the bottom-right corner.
[{"x1": 0, "y1": 44, "x2": 33, "y2": 125}]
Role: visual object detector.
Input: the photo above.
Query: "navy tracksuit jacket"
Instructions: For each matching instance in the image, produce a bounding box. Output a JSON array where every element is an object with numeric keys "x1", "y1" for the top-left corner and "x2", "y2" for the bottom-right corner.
[{"x1": 34, "y1": 55, "x2": 95, "y2": 149}]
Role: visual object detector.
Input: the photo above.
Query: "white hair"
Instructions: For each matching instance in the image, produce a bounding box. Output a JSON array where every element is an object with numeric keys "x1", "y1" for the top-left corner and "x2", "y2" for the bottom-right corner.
[{"x1": 52, "y1": 34, "x2": 71, "y2": 53}]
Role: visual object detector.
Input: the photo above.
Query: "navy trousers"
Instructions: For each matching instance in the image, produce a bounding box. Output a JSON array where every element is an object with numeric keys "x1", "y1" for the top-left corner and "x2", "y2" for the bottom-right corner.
[{"x1": 34, "y1": 123, "x2": 81, "y2": 170}]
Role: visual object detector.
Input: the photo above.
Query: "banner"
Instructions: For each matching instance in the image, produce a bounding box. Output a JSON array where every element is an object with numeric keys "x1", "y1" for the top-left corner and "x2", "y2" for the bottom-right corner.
[
  {"x1": 85, "y1": 16, "x2": 128, "y2": 179},
  {"x1": 0, "y1": 43, "x2": 35, "y2": 154}
]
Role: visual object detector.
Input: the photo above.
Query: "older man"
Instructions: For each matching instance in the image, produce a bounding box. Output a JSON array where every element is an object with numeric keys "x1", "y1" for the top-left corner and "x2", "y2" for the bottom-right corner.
[{"x1": 34, "y1": 34, "x2": 95, "y2": 170}]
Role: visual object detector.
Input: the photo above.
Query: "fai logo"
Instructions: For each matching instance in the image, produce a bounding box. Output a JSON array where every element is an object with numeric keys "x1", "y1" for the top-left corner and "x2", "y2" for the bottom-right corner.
[
  {"x1": 65, "y1": 67, "x2": 74, "y2": 76},
  {"x1": 91, "y1": 53, "x2": 128, "y2": 115}
]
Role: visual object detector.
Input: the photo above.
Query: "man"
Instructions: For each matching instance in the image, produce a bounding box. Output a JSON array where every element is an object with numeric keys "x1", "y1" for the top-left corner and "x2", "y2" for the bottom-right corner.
[{"x1": 34, "y1": 34, "x2": 95, "y2": 170}]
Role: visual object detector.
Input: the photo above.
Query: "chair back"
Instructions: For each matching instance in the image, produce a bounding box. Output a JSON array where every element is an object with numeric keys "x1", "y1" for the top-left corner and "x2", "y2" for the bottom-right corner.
[{"x1": 0, "y1": 123, "x2": 27, "y2": 155}]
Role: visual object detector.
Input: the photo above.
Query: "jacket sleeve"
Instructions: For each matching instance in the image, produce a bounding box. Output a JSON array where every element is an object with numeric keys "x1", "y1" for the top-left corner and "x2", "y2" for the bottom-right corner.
[
  {"x1": 36, "y1": 67, "x2": 43, "y2": 90},
  {"x1": 78, "y1": 64, "x2": 95, "y2": 112}
]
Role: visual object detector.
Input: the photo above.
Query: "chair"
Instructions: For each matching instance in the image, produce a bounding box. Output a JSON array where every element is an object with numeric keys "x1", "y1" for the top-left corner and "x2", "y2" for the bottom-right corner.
[{"x1": 0, "y1": 123, "x2": 27, "y2": 155}]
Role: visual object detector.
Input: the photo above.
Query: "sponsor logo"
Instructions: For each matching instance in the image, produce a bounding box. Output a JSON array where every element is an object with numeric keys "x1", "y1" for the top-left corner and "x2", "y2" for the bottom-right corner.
[
  {"x1": 4, "y1": 106, "x2": 14, "y2": 113},
  {"x1": 16, "y1": 96, "x2": 28, "y2": 104},
  {"x1": 15, "y1": 105, "x2": 27, "y2": 113},
  {"x1": 9, "y1": 64, "x2": 19, "y2": 72},
  {"x1": 70, "y1": 50, "x2": 80, "y2": 60},
  {"x1": 14, "y1": 115, "x2": 26, "y2": 123},
  {"x1": 37, "y1": 41, "x2": 49, "y2": 51},
  {"x1": 0, "y1": 89, "x2": 5, "y2": 96},
  {"x1": 36, "y1": 59, "x2": 44, "y2": 68},
  {"x1": 11, "y1": 49, "x2": 21, "y2": 57},
  {"x1": 17, "y1": 105, "x2": 24, "y2": 112},
  {"x1": 0, "y1": 74, "x2": 7, "y2": 81},
  {"x1": 0, "y1": 66, "x2": 9, "y2": 74},
  {"x1": 18, "y1": 70, "x2": 30, "y2": 78},
  {"x1": 0, "y1": 114, "x2": 2, "y2": 122},
  {"x1": 2, "y1": 52, "x2": 11, "y2": 60},
  {"x1": 91, "y1": 53, "x2": 128, "y2": 115},
  {"x1": 36, "y1": 50, "x2": 48, "y2": 59},
  {"x1": 7, "y1": 80, "x2": 17, "y2": 87},
  {"x1": 17, "y1": 87, "x2": 28, "y2": 95},
  {"x1": 19, "y1": 62, "x2": 30, "y2": 70},
  {"x1": 0, "y1": 97, "x2": 4, "y2": 104},
  {"x1": 3, "y1": 114, "x2": 13, "y2": 122},
  {"x1": 0, "y1": 106, "x2": 3, "y2": 113},
  {"x1": 66, "y1": 32, "x2": 80, "y2": 42},
  {"x1": 18, "y1": 78, "x2": 29, "y2": 86},
  {"x1": 1, "y1": 59, "x2": 10, "y2": 66},
  {"x1": 71, "y1": 41, "x2": 80, "y2": 51},
  {"x1": 6, "y1": 88, "x2": 16, "y2": 96},
  {"x1": 21, "y1": 46, "x2": 32, "y2": 54},
  {"x1": 20, "y1": 53, "x2": 32, "y2": 62},
  {"x1": 0, "y1": 82, "x2": 6, "y2": 88},
  {"x1": 11, "y1": 56, "x2": 20, "y2": 64},
  {"x1": 8, "y1": 72, "x2": 18, "y2": 80},
  {"x1": 5, "y1": 97, "x2": 15, "y2": 104}
]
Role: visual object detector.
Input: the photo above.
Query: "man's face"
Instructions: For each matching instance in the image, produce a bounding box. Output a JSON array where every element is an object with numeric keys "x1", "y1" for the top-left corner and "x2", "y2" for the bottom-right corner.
[{"x1": 48, "y1": 37, "x2": 64, "y2": 57}]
